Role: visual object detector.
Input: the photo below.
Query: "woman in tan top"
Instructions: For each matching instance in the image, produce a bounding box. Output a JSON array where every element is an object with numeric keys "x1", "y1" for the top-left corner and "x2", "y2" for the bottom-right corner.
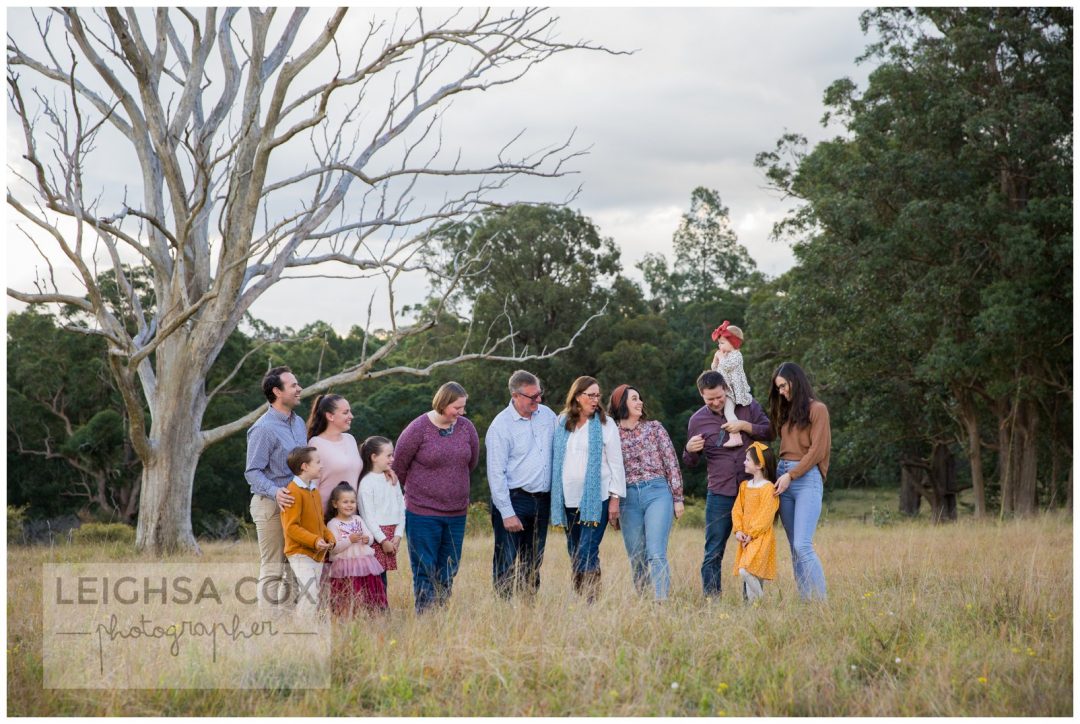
[{"x1": 767, "y1": 362, "x2": 829, "y2": 600}]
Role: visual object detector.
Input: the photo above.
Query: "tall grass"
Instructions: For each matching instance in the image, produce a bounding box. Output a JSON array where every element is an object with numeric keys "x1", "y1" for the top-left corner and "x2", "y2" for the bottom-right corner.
[{"x1": 7, "y1": 514, "x2": 1071, "y2": 715}]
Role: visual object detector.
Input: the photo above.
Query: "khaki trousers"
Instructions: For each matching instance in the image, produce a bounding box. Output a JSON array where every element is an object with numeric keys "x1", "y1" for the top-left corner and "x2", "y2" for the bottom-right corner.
[{"x1": 250, "y1": 494, "x2": 297, "y2": 612}]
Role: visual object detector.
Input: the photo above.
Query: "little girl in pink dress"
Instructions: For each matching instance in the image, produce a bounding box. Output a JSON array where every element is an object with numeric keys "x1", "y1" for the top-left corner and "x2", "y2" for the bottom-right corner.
[{"x1": 325, "y1": 482, "x2": 387, "y2": 615}]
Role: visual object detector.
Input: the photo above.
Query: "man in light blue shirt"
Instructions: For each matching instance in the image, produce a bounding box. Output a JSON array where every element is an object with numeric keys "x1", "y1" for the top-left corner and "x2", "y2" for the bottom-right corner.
[{"x1": 486, "y1": 369, "x2": 558, "y2": 599}]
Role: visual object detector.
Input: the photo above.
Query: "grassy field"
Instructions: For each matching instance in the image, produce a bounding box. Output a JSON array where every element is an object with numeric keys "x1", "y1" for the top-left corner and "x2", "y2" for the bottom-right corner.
[{"x1": 7, "y1": 505, "x2": 1072, "y2": 716}]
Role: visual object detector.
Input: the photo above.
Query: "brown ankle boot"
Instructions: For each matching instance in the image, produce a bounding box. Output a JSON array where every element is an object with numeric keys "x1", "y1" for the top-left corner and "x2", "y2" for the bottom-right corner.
[{"x1": 572, "y1": 570, "x2": 584, "y2": 594}]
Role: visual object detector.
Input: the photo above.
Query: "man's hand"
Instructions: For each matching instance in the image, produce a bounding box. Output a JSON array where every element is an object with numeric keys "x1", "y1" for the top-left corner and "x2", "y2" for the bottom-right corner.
[
  {"x1": 275, "y1": 487, "x2": 295, "y2": 510},
  {"x1": 686, "y1": 434, "x2": 705, "y2": 453},
  {"x1": 502, "y1": 515, "x2": 524, "y2": 533}
]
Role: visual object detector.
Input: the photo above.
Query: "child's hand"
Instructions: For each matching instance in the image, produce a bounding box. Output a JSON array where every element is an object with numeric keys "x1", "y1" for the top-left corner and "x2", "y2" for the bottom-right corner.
[
  {"x1": 315, "y1": 538, "x2": 332, "y2": 551},
  {"x1": 392, "y1": 535, "x2": 402, "y2": 552},
  {"x1": 348, "y1": 531, "x2": 364, "y2": 544},
  {"x1": 735, "y1": 531, "x2": 750, "y2": 546},
  {"x1": 381, "y1": 539, "x2": 395, "y2": 554}
]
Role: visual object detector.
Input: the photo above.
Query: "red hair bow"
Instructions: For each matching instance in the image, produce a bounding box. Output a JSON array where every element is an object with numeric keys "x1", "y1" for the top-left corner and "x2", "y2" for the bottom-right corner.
[{"x1": 711, "y1": 320, "x2": 731, "y2": 342}]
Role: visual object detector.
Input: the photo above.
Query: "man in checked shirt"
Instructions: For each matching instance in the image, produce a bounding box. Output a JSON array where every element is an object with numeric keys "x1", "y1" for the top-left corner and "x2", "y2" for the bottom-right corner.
[{"x1": 245, "y1": 366, "x2": 306, "y2": 613}]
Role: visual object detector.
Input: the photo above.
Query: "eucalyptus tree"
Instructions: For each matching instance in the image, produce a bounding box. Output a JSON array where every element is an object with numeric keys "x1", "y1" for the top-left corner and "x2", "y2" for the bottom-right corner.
[
  {"x1": 754, "y1": 8, "x2": 1071, "y2": 516},
  {"x1": 7, "y1": 8, "x2": 616, "y2": 552}
]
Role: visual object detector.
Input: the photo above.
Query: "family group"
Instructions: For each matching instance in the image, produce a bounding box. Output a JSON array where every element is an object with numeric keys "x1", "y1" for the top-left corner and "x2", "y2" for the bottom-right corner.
[{"x1": 244, "y1": 321, "x2": 831, "y2": 618}]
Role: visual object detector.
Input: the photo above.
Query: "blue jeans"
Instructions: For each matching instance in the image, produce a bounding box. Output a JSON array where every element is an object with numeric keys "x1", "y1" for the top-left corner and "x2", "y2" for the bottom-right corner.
[
  {"x1": 702, "y1": 491, "x2": 736, "y2": 597},
  {"x1": 777, "y1": 460, "x2": 827, "y2": 600},
  {"x1": 564, "y1": 503, "x2": 609, "y2": 574},
  {"x1": 620, "y1": 478, "x2": 674, "y2": 600},
  {"x1": 492, "y1": 489, "x2": 550, "y2": 598},
  {"x1": 405, "y1": 510, "x2": 466, "y2": 614}
]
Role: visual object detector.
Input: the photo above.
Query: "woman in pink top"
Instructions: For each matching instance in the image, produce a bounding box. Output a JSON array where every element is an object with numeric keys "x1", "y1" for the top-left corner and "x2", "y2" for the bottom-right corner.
[{"x1": 306, "y1": 394, "x2": 362, "y2": 514}]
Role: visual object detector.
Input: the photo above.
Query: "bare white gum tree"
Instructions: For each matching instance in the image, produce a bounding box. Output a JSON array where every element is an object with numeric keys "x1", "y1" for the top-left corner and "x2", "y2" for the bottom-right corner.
[{"x1": 7, "y1": 7, "x2": 617, "y2": 553}]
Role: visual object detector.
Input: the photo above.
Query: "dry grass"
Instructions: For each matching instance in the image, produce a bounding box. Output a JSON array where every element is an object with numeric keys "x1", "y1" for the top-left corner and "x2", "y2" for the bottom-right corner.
[{"x1": 7, "y1": 513, "x2": 1071, "y2": 716}]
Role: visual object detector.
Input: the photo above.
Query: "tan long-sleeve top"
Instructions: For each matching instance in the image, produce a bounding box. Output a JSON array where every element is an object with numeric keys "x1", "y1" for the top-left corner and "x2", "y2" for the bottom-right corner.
[{"x1": 778, "y1": 400, "x2": 831, "y2": 481}]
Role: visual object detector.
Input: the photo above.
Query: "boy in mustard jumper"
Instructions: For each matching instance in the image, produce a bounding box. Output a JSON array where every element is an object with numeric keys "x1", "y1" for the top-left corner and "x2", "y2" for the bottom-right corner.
[{"x1": 281, "y1": 446, "x2": 336, "y2": 619}]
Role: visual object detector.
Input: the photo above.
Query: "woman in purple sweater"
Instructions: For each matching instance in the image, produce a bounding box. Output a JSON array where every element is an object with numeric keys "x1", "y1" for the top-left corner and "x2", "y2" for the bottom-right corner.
[{"x1": 392, "y1": 381, "x2": 479, "y2": 613}]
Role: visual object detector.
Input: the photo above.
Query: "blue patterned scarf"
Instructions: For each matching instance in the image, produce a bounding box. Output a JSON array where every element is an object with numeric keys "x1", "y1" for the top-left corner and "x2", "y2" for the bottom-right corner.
[{"x1": 550, "y1": 412, "x2": 604, "y2": 528}]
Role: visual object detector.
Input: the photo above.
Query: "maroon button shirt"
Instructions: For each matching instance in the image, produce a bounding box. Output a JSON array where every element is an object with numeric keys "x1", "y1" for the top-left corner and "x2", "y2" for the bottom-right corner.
[{"x1": 681, "y1": 401, "x2": 772, "y2": 497}]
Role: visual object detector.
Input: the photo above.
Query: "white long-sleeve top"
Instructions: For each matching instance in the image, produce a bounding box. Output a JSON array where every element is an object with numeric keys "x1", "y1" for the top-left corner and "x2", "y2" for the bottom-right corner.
[
  {"x1": 560, "y1": 417, "x2": 626, "y2": 506},
  {"x1": 357, "y1": 471, "x2": 406, "y2": 544}
]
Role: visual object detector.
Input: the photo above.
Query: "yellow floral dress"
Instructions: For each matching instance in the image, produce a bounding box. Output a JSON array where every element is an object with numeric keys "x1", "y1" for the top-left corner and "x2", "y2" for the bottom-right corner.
[{"x1": 731, "y1": 480, "x2": 779, "y2": 580}]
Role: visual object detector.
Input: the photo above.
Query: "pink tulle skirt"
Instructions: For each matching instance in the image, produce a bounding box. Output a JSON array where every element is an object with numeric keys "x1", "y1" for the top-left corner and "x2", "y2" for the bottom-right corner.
[
  {"x1": 329, "y1": 555, "x2": 384, "y2": 578},
  {"x1": 329, "y1": 575, "x2": 387, "y2": 616}
]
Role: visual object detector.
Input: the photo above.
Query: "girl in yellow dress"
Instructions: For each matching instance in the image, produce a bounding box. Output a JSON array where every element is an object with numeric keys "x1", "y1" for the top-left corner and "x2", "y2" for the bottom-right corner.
[{"x1": 732, "y1": 441, "x2": 779, "y2": 601}]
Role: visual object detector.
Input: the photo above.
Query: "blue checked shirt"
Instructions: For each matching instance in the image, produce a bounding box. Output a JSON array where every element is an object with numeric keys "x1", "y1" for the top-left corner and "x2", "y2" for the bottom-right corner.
[
  {"x1": 485, "y1": 401, "x2": 558, "y2": 519},
  {"x1": 245, "y1": 406, "x2": 309, "y2": 498}
]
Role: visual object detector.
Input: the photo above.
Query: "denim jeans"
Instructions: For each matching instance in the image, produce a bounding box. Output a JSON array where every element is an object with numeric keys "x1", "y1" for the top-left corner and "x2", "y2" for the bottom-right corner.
[
  {"x1": 564, "y1": 503, "x2": 609, "y2": 574},
  {"x1": 777, "y1": 460, "x2": 827, "y2": 600},
  {"x1": 405, "y1": 510, "x2": 466, "y2": 614},
  {"x1": 492, "y1": 489, "x2": 550, "y2": 598},
  {"x1": 701, "y1": 491, "x2": 736, "y2": 597},
  {"x1": 620, "y1": 477, "x2": 674, "y2": 600}
]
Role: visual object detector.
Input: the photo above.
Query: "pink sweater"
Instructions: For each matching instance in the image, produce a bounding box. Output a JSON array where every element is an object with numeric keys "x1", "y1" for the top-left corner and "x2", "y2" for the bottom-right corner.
[
  {"x1": 327, "y1": 515, "x2": 384, "y2": 578},
  {"x1": 310, "y1": 433, "x2": 362, "y2": 513}
]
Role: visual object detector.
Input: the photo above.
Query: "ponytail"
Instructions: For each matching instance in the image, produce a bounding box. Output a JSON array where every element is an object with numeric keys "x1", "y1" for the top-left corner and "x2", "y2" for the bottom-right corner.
[{"x1": 306, "y1": 393, "x2": 344, "y2": 440}]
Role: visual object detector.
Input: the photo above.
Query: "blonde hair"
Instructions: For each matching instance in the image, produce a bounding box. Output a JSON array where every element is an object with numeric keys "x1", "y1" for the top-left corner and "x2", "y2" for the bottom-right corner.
[
  {"x1": 726, "y1": 324, "x2": 744, "y2": 342},
  {"x1": 432, "y1": 381, "x2": 468, "y2": 414}
]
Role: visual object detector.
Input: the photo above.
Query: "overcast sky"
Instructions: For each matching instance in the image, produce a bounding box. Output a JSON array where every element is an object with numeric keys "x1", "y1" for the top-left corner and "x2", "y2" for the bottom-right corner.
[{"x1": 6, "y1": 7, "x2": 873, "y2": 334}]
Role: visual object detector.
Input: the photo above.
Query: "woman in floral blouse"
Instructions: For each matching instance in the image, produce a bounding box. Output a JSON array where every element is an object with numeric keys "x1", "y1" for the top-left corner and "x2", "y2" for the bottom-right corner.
[{"x1": 608, "y1": 384, "x2": 684, "y2": 601}]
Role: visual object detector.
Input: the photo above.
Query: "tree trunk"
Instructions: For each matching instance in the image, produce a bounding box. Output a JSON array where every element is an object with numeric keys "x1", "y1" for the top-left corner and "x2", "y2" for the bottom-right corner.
[
  {"x1": 998, "y1": 396, "x2": 1039, "y2": 517},
  {"x1": 134, "y1": 339, "x2": 209, "y2": 555},
  {"x1": 957, "y1": 394, "x2": 986, "y2": 517},
  {"x1": 899, "y1": 464, "x2": 922, "y2": 516},
  {"x1": 930, "y1": 442, "x2": 957, "y2": 523}
]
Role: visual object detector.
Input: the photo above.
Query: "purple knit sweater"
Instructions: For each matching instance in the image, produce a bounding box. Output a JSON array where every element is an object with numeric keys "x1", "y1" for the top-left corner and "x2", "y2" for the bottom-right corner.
[{"x1": 391, "y1": 413, "x2": 479, "y2": 517}]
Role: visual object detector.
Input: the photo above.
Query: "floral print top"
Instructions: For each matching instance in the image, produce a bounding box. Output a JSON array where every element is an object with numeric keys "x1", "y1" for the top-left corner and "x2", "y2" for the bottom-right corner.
[{"x1": 616, "y1": 420, "x2": 684, "y2": 502}]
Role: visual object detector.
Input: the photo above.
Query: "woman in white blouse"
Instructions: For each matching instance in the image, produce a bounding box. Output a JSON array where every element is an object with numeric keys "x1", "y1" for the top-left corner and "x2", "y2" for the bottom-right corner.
[{"x1": 549, "y1": 376, "x2": 626, "y2": 603}]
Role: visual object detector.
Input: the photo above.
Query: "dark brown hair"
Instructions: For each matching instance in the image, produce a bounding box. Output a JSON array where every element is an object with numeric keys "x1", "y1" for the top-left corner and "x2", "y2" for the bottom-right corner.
[
  {"x1": 768, "y1": 362, "x2": 817, "y2": 436},
  {"x1": 607, "y1": 385, "x2": 648, "y2": 423},
  {"x1": 324, "y1": 482, "x2": 357, "y2": 523},
  {"x1": 306, "y1": 393, "x2": 346, "y2": 440},
  {"x1": 746, "y1": 444, "x2": 778, "y2": 484},
  {"x1": 560, "y1": 376, "x2": 606, "y2": 431},
  {"x1": 359, "y1": 436, "x2": 393, "y2": 481},
  {"x1": 696, "y1": 369, "x2": 728, "y2": 394},
  {"x1": 286, "y1": 446, "x2": 317, "y2": 476},
  {"x1": 262, "y1": 365, "x2": 293, "y2": 404}
]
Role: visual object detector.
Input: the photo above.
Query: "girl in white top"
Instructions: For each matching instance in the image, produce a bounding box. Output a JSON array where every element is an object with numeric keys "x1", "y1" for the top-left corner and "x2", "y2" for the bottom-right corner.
[
  {"x1": 356, "y1": 436, "x2": 406, "y2": 590},
  {"x1": 710, "y1": 321, "x2": 753, "y2": 448}
]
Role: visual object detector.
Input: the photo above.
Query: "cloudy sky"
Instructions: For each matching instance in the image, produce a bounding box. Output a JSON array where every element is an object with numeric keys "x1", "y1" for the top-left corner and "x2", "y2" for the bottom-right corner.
[{"x1": 6, "y1": 7, "x2": 873, "y2": 334}]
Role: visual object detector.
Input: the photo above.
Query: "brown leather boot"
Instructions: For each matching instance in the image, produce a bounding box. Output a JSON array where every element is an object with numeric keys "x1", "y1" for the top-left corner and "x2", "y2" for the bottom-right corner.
[{"x1": 572, "y1": 570, "x2": 584, "y2": 595}]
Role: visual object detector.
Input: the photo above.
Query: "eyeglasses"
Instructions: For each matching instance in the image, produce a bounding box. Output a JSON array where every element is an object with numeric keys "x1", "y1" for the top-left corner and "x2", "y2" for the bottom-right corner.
[
  {"x1": 580, "y1": 393, "x2": 601, "y2": 400},
  {"x1": 514, "y1": 390, "x2": 544, "y2": 403}
]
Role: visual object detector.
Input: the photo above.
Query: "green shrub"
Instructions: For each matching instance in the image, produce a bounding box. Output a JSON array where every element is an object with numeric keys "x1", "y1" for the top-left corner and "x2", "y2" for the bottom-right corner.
[
  {"x1": 7, "y1": 505, "x2": 30, "y2": 544},
  {"x1": 465, "y1": 501, "x2": 491, "y2": 537},
  {"x1": 72, "y1": 522, "x2": 135, "y2": 545}
]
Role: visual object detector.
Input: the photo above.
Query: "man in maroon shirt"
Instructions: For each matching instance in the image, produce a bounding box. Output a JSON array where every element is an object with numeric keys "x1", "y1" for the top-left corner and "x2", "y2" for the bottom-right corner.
[{"x1": 682, "y1": 370, "x2": 772, "y2": 598}]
